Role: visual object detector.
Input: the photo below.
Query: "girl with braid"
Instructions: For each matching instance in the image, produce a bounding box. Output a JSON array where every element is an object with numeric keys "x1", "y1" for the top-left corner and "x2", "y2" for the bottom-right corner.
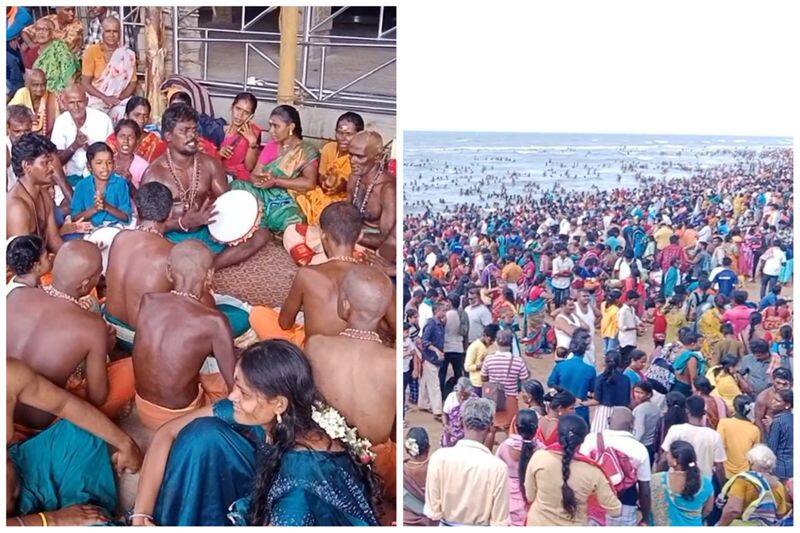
[
  {"x1": 495, "y1": 408, "x2": 539, "y2": 525},
  {"x1": 523, "y1": 414, "x2": 621, "y2": 525},
  {"x1": 131, "y1": 340, "x2": 379, "y2": 526}
]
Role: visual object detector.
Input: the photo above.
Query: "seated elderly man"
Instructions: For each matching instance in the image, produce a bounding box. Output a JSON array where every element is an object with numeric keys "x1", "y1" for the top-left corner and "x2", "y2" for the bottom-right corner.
[
  {"x1": 9, "y1": 69, "x2": 60, "y2": 138},
  {"x1": 51, "y1": 84, "x2": 114, "y2": 187},
  {"x1": 82, "y1": 16, "x2": 138, "y2": 123}
]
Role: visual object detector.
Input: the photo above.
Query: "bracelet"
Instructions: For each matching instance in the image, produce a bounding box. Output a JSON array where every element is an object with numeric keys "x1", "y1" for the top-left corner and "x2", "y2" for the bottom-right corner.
[
  {"x1": 15, "y1": 516, "x2": 24, "y2": 526},
  {"x1": 38, "y1": 512, "x2": 47, "y2": 527},
  {"x1": 130, "y1": 513, "x2": 154, "y2": 523},
  {"x1": 178, "y1": 216, "x2": 189, "y2": 232},
  {"x1": 249, "y1": 143, "x2": 260, "y2": 150}
]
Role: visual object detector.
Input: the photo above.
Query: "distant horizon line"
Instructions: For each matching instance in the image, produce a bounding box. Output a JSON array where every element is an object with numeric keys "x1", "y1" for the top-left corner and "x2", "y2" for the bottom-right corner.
[{"x1": 405, "y1": 130, "x2": 793, "y2": 140}]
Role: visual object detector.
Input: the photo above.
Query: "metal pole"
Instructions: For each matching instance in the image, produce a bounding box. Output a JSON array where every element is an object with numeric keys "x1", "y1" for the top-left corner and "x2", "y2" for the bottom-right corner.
[
  {"x1": 300, "y1": 6, "x2": 311, "y2": 86},
  {"x1": 203, "y1": 29, "x2": 208, "y2": 80},
  {"x1": 277, "y1": 7, "x2": 299, "y2": 104},
  {"x1": 172, "y1": 7, "x2": 179, "y2": 74},
  {"x1": 378, "y1": 7, "x2": 384, "y2": 39},
  {"x1": 244, "y1": 44, "x2": 250, "y2": 90},
  {"x1": 318, "y1": 46, "x2": 326, "y2": 100}
]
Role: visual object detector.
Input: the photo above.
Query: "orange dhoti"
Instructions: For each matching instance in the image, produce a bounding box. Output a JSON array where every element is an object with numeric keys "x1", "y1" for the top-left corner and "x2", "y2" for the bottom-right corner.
[
  {"x1": 249, "y1": 306, "x2": 306, "y2": 347},
  {"x1": 135, "y1": 373, "x2": 229, "y2": 431},
  {"x1": 372, "y1": 439, "x2": 396, "y2": 499},
  {"x1": 67, "y1": 357, "x2": 136, "y2": 421}
]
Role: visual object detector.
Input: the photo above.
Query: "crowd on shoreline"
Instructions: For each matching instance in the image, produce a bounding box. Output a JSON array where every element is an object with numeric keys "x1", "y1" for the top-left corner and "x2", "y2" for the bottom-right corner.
[{"x1": 402, "y1": 145, "x2": 793, "y2": 526}]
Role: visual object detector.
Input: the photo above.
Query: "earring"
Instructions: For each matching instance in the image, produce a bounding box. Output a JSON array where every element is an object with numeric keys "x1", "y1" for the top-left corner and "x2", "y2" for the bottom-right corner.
[{"x1": 276, "y1": 413, "x2": 282, "y2": 424}]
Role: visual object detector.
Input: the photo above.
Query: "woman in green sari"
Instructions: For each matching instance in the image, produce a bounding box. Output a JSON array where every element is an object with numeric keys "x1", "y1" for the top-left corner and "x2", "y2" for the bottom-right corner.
[
  {"x1": 28, "y1": 19, "x2": 80, "y2": 93},
  {"x1": 230, "y1": 105, "x2": 320, "y2": 233}
]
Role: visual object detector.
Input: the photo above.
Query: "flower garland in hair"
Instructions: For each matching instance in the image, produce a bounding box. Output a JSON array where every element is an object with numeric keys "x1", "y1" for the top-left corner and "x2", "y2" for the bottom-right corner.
[
  {"x1": 405, "y1": 437, "x2": 420, "y2": 457},
  {"x1": 311, "y1": 401, "x2": 376, "y2": 465}
]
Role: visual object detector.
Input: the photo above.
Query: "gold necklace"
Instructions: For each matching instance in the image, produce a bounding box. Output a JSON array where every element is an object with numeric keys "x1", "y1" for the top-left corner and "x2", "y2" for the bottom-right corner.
[
  {"x1": 165, "y1": 149, "x2": 199, "y2": 211},
  {"x1": 352, "y1": 168, "x2": 380, "y2": 216},
  {"x1": 42, "y1": 284, "x2": 81, "y2": 307},
  {"x1": 137, "y1": 225, "x2": 163, "y2": 236},
  {"x1": 328, "y1": 255, "x2": 359, "y2": 264},
  {"x1": 338, "y1": 328, "x2": 381, "y2": 343},
  {"x1": 170, "y1": 289, "x2": 201, "y2": 302}
]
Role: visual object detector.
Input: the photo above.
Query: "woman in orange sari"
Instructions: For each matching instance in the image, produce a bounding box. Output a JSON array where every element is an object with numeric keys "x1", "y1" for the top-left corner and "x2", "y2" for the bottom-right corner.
[
  {"x1": 294, "y1": 112, "x2": 364, "y2": 225},
  {"x1": 105, "y1": 96, "x2": 164, "y2": 162}
]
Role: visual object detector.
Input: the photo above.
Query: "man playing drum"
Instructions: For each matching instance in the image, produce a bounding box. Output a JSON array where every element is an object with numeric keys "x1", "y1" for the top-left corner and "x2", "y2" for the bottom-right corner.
[{"x1": 139, "y1": 103, "x2": 270, "y2": 270}]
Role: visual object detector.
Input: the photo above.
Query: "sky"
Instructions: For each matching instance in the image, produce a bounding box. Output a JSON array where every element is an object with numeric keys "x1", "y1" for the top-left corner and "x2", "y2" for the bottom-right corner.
[{"x1": 399, "y1": 0, "x2": 798, "y2": 137}]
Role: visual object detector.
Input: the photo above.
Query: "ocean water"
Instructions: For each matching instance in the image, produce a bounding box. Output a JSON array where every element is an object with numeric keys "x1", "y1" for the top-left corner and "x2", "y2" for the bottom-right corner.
[{"x1": 403, "y1": 131, "x2": 792, "y2": 212}]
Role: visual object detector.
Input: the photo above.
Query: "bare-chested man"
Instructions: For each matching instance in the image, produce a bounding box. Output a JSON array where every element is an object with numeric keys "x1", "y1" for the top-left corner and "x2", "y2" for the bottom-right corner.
[
  {"x1": 104, "y1": 182, "x2": 176, "y2": 349},
  {"x1": 7, "y1": 359, "x2": 142, "y2": 526},
  {"x1": 6, "y1": 133, "x2": 64, "y2": 252},
  {"x1": 7, "y1": 241, "x2": 134, "y2": 429},
  {"x1": 266, "y1": 201, "x2": 395, "y2": 342},
  {"x1": 140, "y1": 103, "x2": 269, "y2": 270},
  {"x1": 303, "y1": 265, "x2": 396, "y2": 501},
  {"x1": 347, "y1": 130, "x2": 396, "y2": 270},
  {"x1": 132, "y1": 240, "x2": 236, "y2": 430},
  {"x1": 754, "y1": 367, "x2": 792, "y2": 439}
]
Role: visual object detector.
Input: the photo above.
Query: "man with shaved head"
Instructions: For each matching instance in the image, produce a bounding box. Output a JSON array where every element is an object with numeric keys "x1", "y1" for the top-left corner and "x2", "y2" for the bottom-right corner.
[
  {"x1": 303, "y1": 264, "x2": 397, "y2": 509},
  {"x1": 347, "y1": 130, "x2": 396, "y2": 269},
  {"x1": 579, "y1": 406, "x2": 652, "y2": 526},
  {"x1": 132, "y1": 240, "x2": 236, "y2": 430},
  {"x1": 51, "y1": 83, "x2": 113, "y2": 187},
  {"x1": 251, "y1": 201, "x2": 395, "y2": 343},
  {"x1": 7, "y1": 240, "x2": 135, "y2": 430},
  {"x1": 8, "y1": 68, "x2": 60, "y2": 137}
]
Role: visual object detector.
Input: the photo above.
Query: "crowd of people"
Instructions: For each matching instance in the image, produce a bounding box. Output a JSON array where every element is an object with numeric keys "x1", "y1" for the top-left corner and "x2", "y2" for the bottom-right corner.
[
  {"x1": 402, "y1": 142, "x2": 793, "y2": 526},
  {"x1": 6, "y1": 6, "x2": 396, "y2": 526}
]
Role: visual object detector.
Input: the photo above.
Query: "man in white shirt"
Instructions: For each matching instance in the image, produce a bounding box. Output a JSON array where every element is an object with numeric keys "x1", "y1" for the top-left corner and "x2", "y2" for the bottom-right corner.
[
  {"x1": 51, "y1": 84, "x2": 114, "y2": 184},
  {"x1": 424, "y1": 244, "x2": 438, "y2": 271},
  {"x1": 580, "y1": 407, "x2": 651, "y2": 526},
  {"x1": 551, "y1": 246, "x2": 574, "y2": 308},
  {"x1": 418, "y1": 288, "x2": 436, "y2": 330},
  {"x1": 617, "y1": 291, "x2": 642, "y2": 358},
  {"x1": 658, "y1": 395, "x2": 726, "y2": 485},
  {"x1": 424, "y1": 397, "x2": 510, "y2": 526},
  {"x1": 613, "y1": 250, "x2": 642, "y2": 281},
  {"x1": 757, "y1": 240, "x2": 786, "y2": 299}
]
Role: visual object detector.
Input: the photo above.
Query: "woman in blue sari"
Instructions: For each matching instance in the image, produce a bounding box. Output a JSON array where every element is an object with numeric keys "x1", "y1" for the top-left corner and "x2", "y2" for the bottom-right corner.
[{"x1": 132, "y1": 340, "x2": 379, "y2": 526}]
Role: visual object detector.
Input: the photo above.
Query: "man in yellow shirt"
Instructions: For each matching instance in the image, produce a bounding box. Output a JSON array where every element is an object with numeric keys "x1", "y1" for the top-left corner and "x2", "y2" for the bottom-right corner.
[
  {"x1": 653, "y1": 222, "x2": 674, "y2": 251},
  {"x1": 464, "y1": 325, "x2": 499, "y2": 396},
  {"x1": 600, "y1": 290, "x2": 621, "y2": 354},
  {"x1": 501, "y1": 256, "x2": 523, "y2": 296}
]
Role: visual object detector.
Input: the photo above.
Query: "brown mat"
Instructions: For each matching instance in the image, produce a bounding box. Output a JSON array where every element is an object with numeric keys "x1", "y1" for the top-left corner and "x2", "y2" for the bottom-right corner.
[{"x1": 213, "y1": 241, "x2": 297, "y2": 308}]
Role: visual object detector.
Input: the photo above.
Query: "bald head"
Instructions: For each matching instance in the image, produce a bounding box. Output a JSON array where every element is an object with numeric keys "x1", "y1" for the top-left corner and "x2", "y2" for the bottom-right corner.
[
  {"x1": 350, "y1": 130, "x2": 383, "y2": 158},
  {"x1": 339, "y1": 264, "x2": 392, "y2": 321},
  {"x1": 608, "y1": 406, "x2": 634, "y2": 431},
  {"x1": 168, "y1": 240, "x2": 214, "y2": 284},
  {"x1": 52, "y1": 240, "x2": 103, "y2": 295}
]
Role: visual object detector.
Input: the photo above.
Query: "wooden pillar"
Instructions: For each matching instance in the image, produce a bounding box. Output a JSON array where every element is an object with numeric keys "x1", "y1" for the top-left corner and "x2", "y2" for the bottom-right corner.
[
  {"x1": 144, "y1": 7, "x2": 166, "y2": 121},
  {"x1": 277, "y1": 6, "x2": 299, "y2": 105}
]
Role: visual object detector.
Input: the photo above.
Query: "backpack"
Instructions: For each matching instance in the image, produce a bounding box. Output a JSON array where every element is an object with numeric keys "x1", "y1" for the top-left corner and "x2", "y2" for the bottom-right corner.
[
  {"x1": 716, "y1": 471, "x2": 780, "y2": 526},
  {"x1": 645, "y1": 345, "x2": 677, "y2": 394},
  {"x1": 590, "y1": 432, "x2": 638, "y2": 492}
]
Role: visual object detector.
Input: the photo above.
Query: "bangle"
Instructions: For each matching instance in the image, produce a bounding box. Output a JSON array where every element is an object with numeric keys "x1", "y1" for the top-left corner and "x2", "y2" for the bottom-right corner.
[
  {"x1": 130, "y1": 513, "x2": 154, "y2": 523},
  {"x1": 178, "y1": 216, "x2": 188, "y2": 232},
  {"x1": 38, "y1": 513, "x2": 47, "y2": 527},
  {"x1": 249, "y1": 142, "x2": 260, "y2": 149},
  {"x1": 15, "y1": 516, "x2": 24, "y2": 526}
]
